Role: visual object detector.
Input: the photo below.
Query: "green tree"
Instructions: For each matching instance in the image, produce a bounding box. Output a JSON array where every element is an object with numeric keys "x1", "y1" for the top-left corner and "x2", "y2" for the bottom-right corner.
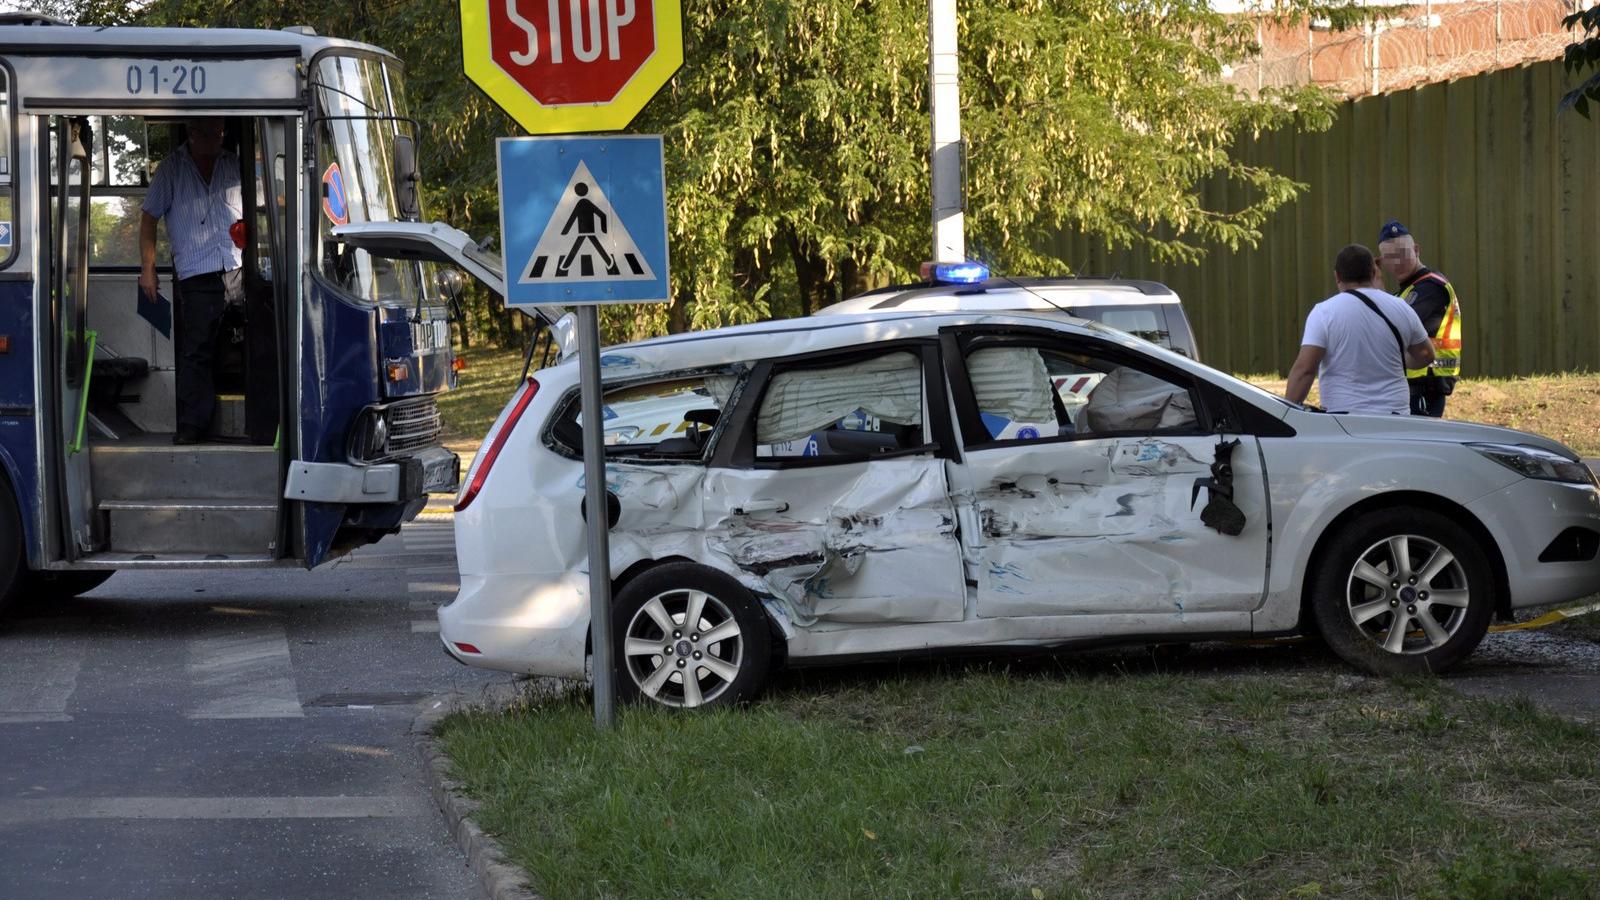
[
  {"x1": 31, "y1": 0, "x2": 1343, "y2": 345},
  {"x1": 1562, "y1": 4, "x2": 1600, "y2": 116},
  {"x1": 625, "y1": 0, "x2": 1335, "y2": 339}
]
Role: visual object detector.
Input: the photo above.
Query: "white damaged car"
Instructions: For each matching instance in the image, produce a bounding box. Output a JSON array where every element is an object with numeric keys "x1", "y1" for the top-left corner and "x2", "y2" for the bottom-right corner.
[{"x1": 444, "y1": 312, "x2": 1600, "y2": 707}]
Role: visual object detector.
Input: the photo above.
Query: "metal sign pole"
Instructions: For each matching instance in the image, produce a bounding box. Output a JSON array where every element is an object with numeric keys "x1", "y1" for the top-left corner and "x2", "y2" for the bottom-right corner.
[
  {"x1": 928, "y1": 0, "x2": 964, "y2": 263},
  {"x1": 577, "y1": 304, "x2": 616, "y2": 728}
]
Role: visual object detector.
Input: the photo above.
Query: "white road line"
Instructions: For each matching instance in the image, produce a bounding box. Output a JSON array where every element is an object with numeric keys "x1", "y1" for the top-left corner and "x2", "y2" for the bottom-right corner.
[
  {"x1": 402, "y1": 544, "x2": 456, "y2": 554},
  {"x1": 410, "y1": 620, "x2": 440, "y2": 633},
  {"x1": 0, "y1": 795, "x2": 425, "y2": 823},
  {"x1": 406, "y1": 564, "x2": 459, "y2": 576},
  {"x1": 407, "y1": 581, "x2": 458, "y2": 593},
  {"x1": 186, "y1": 625, "x2": 304, "y2": 719},
  {"x1": 0, "y1": 643, "x2": 82, "y2": 723}
]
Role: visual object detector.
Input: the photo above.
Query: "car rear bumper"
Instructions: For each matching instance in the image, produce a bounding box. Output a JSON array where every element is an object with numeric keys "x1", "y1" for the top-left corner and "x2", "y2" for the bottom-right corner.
[
  {"x1": 1468, "y1": 479, "x2": 1600, "y2": 609},
  {"x1": 438, "y1": 571, "x2": 590, "y2": 678}
]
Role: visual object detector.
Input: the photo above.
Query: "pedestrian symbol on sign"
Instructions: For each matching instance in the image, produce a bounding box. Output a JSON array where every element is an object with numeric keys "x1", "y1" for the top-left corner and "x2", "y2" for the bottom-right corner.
[{"x1": 520, "y1": 161, "x2": 654, "y2": 284}]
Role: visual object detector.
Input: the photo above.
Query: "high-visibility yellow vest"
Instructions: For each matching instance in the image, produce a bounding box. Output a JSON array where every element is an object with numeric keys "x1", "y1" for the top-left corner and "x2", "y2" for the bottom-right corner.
[{"x1": 1402, "y1": 272, "x2": 1462, "y2": 379}]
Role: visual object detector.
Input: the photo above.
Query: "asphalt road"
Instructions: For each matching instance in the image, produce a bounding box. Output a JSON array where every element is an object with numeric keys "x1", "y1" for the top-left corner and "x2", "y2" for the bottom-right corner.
[{"x1": 0, "y1": 521, "x2": 505, "y2": 900}]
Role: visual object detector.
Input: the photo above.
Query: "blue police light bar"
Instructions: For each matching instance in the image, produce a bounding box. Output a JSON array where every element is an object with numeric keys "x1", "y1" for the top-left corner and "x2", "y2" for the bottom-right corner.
[{"x1": 932, "y1": 261, "x2": 989, "y2": 284}]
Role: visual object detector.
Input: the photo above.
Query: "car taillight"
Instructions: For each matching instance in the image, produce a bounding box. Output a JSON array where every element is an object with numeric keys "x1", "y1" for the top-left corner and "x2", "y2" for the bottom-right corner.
[{"x1": 455, "y1": 378, "x2": 540, "y2": 512}]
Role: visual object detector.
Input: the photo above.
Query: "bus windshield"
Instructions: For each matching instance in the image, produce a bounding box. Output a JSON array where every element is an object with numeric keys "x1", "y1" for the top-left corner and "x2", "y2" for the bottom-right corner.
[{"x1": 312, "y1": 53, "x2": 436, "y2": 306}]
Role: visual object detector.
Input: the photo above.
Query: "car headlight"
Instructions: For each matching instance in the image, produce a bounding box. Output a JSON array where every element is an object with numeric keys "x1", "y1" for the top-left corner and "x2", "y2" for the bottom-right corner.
[{"x1": 1468, "y1": 442, "x2": 1596, "y2": 485}]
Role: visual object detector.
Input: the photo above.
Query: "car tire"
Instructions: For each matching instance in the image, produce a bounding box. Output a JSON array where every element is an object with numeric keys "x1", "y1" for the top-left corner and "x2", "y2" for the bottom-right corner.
[
  {"x1": 27, "y1": 570, "x2": 114, "y2": 599},
  {"x1": 611, "y1": 562, "x2": 773, "y2": 709},
  {"x1": 0, "y1": 487, "x2": 24, "y2": 617},
  {"x1": 1310, "y1": 507, "x2": 1495, "y2": 676}
]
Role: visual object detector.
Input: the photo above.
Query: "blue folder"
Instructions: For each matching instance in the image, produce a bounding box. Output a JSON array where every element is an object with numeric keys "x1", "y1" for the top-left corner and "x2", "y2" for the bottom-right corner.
[{"x1": 137, "y1": 285, "x2": 171, "y2": 339}]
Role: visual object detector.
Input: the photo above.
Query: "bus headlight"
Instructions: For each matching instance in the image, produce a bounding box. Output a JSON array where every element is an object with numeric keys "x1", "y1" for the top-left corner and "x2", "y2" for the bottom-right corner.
[{"x1": 349, "y1": 408, "x2": 392, "y2": 463}]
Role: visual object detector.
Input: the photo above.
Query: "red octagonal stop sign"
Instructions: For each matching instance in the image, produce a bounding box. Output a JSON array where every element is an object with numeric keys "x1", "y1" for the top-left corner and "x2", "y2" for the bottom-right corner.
[
  {"x1": 492, "y1": 0, "x2": 657, "y2": 105},
  {"x1": 464, "y1": 0, "x2": 683, "y2": 133}
]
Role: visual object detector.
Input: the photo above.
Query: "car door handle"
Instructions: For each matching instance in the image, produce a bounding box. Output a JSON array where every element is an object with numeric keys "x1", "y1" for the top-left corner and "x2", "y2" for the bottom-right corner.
[{"x1": 733, "y1": 498, "x2": 789, "y2": 516}]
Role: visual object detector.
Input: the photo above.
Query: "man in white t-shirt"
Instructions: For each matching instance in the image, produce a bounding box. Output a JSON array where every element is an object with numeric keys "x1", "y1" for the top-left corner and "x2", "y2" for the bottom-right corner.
[{"x1": 1286, "y1": 244, "x2": 1435, "y2": 415}]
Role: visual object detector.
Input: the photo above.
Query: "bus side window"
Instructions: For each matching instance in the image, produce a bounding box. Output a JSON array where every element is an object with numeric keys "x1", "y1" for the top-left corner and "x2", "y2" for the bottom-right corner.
[{"x1": 0, "y1": 67, "x2": 13, "y2": 269}]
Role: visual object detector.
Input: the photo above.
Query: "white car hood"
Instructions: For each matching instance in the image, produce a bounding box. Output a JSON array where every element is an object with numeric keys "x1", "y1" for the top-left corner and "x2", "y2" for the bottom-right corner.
[{"x1": 1333, "y1": 414, "x2": 1577, "y2": 458}]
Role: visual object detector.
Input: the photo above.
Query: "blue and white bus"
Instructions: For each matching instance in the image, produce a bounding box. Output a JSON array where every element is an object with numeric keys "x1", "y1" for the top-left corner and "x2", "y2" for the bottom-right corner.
[{"x1": 0, "y1": 18, "x2": 531, "y2": 612}]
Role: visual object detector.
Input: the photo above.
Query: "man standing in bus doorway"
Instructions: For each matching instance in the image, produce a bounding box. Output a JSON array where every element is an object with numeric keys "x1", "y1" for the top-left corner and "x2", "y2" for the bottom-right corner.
[
  {"x1": 138, "y1": 117, "x2": 244, "y2": 445},
  {"x1": 1377, "y1": 220, "x2": 1463, "y2": 417}
]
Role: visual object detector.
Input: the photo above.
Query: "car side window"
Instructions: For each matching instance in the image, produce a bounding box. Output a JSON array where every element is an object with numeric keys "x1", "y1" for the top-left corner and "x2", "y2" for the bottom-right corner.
[
  {"x1": 964, "y1": 343, "x2": 1200, "y2": 444},
  {"x1": 550, "y1": 371, "x2": 739, "y2": 460},
  {"x1": 753, "y1": 351, "x2": 926, "y2": 460}
]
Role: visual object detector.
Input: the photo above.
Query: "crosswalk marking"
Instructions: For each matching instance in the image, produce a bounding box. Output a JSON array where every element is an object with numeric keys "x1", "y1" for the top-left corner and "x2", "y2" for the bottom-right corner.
[
  {"x1": 0, "y1": 643, "x2": 82, "y2": 723},
  {"x1": 186, "y1": 625, "x2": 303, "y2": 719},
  {"x1": 407, "y1": 581, "x2": 457, "y2": 593},
  {"x1": 401, "y1": 538, "x2": 455, "y2": 550},
  {"x1": 405, "y1": 564, "x2": 459, "y2": 576}
]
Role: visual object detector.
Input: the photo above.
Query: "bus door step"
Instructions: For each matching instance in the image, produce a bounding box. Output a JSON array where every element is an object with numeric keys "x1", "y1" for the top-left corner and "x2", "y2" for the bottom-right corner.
[{"x1": 97, "y1": 498, "x2": 276, "y2": 556}]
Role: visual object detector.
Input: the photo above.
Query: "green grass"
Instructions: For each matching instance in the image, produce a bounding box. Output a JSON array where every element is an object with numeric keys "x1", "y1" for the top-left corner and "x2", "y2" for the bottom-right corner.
[
  {"x1": 439, "y1": 660, "x2": 1600, "y2": 899},
  {"x1": 438, "y1": 346, "x2": 530, "y2": 445}
]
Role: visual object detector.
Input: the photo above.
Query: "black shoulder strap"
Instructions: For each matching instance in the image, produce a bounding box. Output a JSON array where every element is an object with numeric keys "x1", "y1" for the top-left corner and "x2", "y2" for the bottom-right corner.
[{"x1": 1348, "y1": 289, "x2": 1406, "y2": 366}]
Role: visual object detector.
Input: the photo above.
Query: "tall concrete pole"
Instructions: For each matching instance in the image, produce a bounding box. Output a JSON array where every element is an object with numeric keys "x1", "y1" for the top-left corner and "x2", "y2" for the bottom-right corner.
[{"x1": 929, "y1": 0, "x2": 964, "y2": 263}]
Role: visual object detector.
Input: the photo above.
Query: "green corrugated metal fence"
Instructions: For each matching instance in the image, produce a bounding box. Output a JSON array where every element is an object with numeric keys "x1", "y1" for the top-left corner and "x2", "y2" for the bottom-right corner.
[{"x1": 1049, "y1": 57, "x2": 1600, "y2": 378}]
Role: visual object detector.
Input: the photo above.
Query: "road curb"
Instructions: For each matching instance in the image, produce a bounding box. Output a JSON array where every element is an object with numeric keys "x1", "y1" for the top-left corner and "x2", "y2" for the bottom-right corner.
[{"x1": 413, "y1": 682, "x2": 545, "y2": 900}]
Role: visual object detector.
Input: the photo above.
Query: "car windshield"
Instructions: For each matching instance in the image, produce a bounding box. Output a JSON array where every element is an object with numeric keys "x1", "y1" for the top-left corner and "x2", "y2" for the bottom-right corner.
[
  {"x1": 1065, "y1": 304, "x2": 1172, "y2": 348},
  {"x1": 312, "y1": 53, "x2": 436, "y2": 306}
]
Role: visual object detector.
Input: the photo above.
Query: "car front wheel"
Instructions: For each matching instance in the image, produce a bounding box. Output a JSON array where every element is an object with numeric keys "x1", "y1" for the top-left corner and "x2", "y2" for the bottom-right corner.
[
  {"x1": 1311, "y1": 507, "x2": 1495, "y2": 676},
  {"x1": 611, "y1": 563, "x2": 772, "y2": 709}
]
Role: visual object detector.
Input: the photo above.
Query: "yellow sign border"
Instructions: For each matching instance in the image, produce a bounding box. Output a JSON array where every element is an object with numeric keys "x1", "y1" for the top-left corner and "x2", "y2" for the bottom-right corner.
[{"x1": 460, "y1": 0, "x2": 683, "y2": 134}]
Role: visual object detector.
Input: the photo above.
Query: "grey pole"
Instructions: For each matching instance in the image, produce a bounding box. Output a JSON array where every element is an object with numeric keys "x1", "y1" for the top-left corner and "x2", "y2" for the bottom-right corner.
[
  {"x1": 929, "y1": 0, "x2": 964, "y2": 263},
  {"x1": 577, "y1": 304, "x2": 616, "y2": 728}
]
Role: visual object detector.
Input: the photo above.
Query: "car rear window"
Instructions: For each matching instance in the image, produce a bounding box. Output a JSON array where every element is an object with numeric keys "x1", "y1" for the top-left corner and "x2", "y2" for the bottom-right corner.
[
  {"x1": 548, "y1": 371, "x2": 739, "y2": 460},
  {"x1": 1065, "y1": 304, "x2": 1172, "y2": 348}
]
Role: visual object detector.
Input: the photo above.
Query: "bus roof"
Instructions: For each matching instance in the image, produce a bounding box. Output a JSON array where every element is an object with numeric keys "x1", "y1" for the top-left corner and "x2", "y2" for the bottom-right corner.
[{"x1": 0, "y1": 24, "x2": 391, "y2": 62}]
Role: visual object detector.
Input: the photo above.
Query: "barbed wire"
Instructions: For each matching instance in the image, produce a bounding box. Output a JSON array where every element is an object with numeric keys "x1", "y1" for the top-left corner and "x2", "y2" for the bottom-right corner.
[{"x1": 1227, "y1": 0, "x2": 1580, "y2": 97}]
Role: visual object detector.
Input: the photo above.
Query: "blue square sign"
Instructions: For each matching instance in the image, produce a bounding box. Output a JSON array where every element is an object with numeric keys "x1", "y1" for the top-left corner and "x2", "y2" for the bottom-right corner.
[{"x1": 496, "y1": 135, "x2": 670, "y2": 307}]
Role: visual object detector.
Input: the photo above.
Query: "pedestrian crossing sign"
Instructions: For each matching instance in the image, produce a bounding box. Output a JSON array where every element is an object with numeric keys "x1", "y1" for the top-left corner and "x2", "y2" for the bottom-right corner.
[{"x1": 496, "y1": 135, "x2": 670, "y2": 307}]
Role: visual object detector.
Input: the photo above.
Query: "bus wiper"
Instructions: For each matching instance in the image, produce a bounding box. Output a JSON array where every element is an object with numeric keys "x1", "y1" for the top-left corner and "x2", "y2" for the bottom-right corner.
[{"x1": 309, "y1": 80, "x2": 379, "y2": 114}]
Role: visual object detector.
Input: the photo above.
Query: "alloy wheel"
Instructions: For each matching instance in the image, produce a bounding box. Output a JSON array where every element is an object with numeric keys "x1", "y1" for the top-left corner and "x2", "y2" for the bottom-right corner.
[
  {"x1": 622, "y1": 588, "x2": 745, "y2": 708},
  {"x1": 1344, "y1": 533, "x2": 1472, "y2": 655}
]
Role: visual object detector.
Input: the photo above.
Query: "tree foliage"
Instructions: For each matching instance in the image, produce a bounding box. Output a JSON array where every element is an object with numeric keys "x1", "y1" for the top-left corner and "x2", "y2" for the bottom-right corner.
[
  {"x1": 32, "y1": 0, "x2": 1340, "y2": 344},
  {"x1": 1562, "y1": 4, "x2": 1600, "y2": 118}
]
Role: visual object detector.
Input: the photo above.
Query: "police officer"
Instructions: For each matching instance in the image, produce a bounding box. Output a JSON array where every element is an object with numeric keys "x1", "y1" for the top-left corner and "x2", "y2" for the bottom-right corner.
[{"x1": 1377, "y1": 220, "x2": 1462, "y2": 417}]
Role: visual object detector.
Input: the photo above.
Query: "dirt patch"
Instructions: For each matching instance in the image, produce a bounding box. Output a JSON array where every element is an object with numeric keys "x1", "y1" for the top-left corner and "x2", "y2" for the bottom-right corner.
[{"x1": 1241, "y1": 374, "x2": 1600, "y2": 456}]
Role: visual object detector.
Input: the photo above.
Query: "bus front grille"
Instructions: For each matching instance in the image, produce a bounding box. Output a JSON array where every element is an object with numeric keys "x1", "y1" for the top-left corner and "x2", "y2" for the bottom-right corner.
[{"x1": 385, "y1": 397, "x2": 443, "y2": 455}]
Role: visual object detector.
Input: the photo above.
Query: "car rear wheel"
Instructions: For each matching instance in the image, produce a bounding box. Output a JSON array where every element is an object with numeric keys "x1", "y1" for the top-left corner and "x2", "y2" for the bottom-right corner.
[
  {"x1": 612, "y1": 563, "x2": 772, "y2": 709},
  {"x1": 1311, "y1": 507, "x2": 1495, "y2": 676}
]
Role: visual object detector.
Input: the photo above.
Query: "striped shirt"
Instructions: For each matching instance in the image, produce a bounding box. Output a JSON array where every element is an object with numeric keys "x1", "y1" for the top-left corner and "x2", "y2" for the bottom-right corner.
[{"x1": 141, "y1": 145, "x2": 243, "y2": 281}]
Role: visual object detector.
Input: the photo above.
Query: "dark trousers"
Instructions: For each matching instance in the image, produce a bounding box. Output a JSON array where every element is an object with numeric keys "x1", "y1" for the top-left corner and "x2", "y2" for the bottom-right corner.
[
  {"x1": 1410, "y1": 390, "x2": 1447, "y2": 418},
  {"x1": 175, "y1": 269, "x2": 242, "y2": 434}
]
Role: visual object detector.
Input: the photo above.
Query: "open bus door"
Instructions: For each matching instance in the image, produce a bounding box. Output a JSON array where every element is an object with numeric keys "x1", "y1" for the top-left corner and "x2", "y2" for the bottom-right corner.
[
  {"x1": 45, "y1": 115, "x2": 97, "y2": 558},
  {"x1": 32, "y1": 111, "x2": 294, "y2": 567}
]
